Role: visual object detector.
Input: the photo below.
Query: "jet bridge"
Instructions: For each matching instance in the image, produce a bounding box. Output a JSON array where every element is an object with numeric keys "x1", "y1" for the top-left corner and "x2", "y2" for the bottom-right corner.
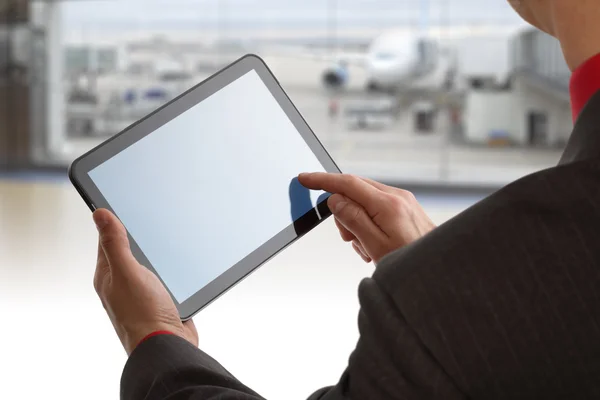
[
  {"x1": 462, "y1": 28, "x2": 572, "y2": 147},
  {"x1": 508, "y1": 28, "x2": 571, "y2": 102}
]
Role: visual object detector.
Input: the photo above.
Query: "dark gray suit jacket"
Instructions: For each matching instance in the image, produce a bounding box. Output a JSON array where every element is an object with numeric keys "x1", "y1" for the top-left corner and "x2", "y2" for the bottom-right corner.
[{"x1": 121, "y1": 91, "x2": 600, "y2": 400}]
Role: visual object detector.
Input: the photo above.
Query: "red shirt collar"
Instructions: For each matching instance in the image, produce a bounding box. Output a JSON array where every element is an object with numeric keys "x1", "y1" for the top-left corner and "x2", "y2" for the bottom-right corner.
[{"x1": 570, "y1": 52, "x2": 600, "y2": 122}]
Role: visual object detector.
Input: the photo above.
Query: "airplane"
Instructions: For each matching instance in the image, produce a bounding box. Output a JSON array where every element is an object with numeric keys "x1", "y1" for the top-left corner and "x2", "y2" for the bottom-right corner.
[
  {"x1": 313, "y1": 0, "x2": 459, "y2": 94},
  {"x1": 321, "y1": 29, "x2": 458, "y2": 93}
]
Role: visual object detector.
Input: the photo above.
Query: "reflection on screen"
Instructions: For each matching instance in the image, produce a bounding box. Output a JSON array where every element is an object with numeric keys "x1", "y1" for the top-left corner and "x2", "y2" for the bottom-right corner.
[
  {"x1": 289, "y1": 177, "x2": 330, "y2": 220},
  {"x1": 89, "y1": 70, "x2": 328, "y2": 303}
]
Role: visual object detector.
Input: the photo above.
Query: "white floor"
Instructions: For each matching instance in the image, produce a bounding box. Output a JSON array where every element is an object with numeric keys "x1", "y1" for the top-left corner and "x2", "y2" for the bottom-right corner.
[{"x1": 0, "y1": 179, "x2": 472, "y2": 399}]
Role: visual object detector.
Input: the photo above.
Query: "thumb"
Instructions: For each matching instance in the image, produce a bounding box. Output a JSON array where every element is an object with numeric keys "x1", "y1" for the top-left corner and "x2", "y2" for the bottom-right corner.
[
  {"x1": 327, "y1": 194, "x2": 387, "y2": 254},
  {"x1": 93, "y1": 209, "x2": 137, "y2": 272}
]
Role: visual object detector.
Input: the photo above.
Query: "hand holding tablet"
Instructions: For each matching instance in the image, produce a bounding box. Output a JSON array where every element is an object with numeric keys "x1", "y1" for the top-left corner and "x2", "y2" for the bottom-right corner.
[
  {"x1": 70, "y1": 55, "x2": 340, "y2": 320},
  {"x1": 92, "y1": 208, "x2": 199, "y2": 354}
]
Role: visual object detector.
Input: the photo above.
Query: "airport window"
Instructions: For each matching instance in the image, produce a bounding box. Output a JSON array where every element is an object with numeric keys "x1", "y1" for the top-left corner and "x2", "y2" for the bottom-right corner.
[
  {"x1": 1, "y1": 0, "x2": 572, "y2": 187},
  {"x1": 6, "y1": 4, "x2": 600, "y2": 400}
]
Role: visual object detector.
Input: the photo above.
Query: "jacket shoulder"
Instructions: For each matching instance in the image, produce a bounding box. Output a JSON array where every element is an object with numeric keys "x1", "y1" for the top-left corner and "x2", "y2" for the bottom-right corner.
[{"x1": 372, "y1": 161, "x2": 600, "y2": 398}]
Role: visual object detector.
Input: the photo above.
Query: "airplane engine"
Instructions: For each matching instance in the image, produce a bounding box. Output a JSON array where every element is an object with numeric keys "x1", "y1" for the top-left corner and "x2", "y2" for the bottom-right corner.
[{"x1": 322, "y1": 64, "x2": 349, "y2": 89}]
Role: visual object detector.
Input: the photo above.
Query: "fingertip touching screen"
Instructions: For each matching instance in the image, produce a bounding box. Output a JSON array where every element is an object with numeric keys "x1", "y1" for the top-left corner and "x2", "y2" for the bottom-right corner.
[{"x1": 88, "y1": 69, "x2": 330, "y2": 303}]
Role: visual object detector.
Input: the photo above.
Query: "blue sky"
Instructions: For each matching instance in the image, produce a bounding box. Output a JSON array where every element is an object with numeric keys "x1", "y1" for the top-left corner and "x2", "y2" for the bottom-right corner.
[{"x1": 63, "y1": 0, "x2": 522, "y2": 29}]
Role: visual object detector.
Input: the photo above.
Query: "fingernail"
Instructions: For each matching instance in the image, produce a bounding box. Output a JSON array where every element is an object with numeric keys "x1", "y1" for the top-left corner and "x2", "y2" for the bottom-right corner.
[
  {"x1": 329, "y1": 196, "x2": 347, "y2": 213},
  {"x1": 335, "y1": 201, "x2": 347, "y2": 213},
  {"x1": 93, "y1": 212, "x2": 108, "y2": 231},
  {"x1": 298, "y1": 172, "x2": 311, "y2": 178}
]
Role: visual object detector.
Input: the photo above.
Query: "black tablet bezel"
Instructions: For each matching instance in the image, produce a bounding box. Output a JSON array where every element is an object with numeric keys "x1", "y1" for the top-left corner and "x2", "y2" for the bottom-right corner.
[{"x1": 69, "y1": 54, "x2": 341, "y2": 320}]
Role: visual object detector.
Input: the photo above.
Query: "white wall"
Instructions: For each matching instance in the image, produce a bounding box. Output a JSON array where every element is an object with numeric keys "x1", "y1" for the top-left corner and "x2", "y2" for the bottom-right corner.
[{"x1": 463, "y1": 91, "x2": 514, "y2": 144}]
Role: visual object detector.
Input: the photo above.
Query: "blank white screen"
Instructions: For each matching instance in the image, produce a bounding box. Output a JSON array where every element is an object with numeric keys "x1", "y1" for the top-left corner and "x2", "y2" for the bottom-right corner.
[{"x1": 89, "y1": 70, "x2": 327, "y2": 302}]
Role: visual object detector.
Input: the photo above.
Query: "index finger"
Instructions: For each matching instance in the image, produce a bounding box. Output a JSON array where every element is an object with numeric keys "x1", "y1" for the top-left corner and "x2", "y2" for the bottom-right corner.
[{"x1": 298, "y1": 172, "x2": 384, "y2": 217}]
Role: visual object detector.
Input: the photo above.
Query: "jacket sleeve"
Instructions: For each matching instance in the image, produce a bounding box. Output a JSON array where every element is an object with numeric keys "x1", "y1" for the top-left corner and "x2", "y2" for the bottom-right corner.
[
  {"x1": 121, "y1": 334, "x2": 264, "y2": 400},
  {"x1": 305, "y1": 275, "x2": 466, "y2": 400}
]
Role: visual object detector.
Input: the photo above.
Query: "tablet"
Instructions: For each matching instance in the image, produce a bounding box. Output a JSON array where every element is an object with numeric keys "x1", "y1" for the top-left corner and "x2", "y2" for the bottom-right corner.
[{"x1": 69, "y1": 54, "x2": 341, "y2": 320}]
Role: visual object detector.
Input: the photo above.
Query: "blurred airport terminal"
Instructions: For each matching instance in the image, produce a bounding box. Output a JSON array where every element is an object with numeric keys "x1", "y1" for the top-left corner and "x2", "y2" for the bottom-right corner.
[
  {"x1": 0, "y1": 1, "x2": 575, "y2": 399},
  {"x1": 1, "y1": 0, "x2": 572, "y2": 185}
]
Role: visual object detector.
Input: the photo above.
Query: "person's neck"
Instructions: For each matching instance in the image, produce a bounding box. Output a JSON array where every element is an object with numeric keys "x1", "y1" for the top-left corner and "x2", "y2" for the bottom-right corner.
[{"x1": 552, "y1": 1, "x2": 600, "y2": 71}]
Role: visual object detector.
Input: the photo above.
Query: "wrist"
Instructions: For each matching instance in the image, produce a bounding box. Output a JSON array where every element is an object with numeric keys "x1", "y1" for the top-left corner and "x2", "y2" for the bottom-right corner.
[
  {"x1": 136, "y1": 330, "x2": 175, "y2": 347},
  {"x1": 123, "y1": 323, "x2": 183, "y2": 355}
]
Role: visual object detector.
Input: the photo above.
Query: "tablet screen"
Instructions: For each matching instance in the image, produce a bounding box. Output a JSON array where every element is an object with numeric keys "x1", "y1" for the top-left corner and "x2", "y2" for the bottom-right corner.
[{"x1": 88, "y1": 70, "x2": 328, "y2": 303}]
